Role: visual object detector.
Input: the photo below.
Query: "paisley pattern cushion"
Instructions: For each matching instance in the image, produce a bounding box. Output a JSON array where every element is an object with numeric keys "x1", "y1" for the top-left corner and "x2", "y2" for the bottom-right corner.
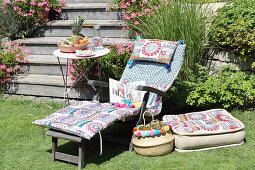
[
  {"x1": 33, "y1": 101, "x2": 140, "y2": 140},
  {"x1": 130, "y1": 39, "x2": 178, "y2": 64},
  {"x1": 163, "y1": 109, "x2": 245, "y2": 135}
]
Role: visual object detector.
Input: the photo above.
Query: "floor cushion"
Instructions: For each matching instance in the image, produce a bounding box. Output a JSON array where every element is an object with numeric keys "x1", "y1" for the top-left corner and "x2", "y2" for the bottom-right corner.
[{"x1": 162, "y1": 109, "x2": 245, "y2": 152}]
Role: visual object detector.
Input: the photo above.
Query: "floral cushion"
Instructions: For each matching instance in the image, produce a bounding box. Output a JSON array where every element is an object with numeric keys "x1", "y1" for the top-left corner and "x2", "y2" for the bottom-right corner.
[
  {"x1": 33, "y1": 101, "x2": 140, "y2": 140},
  {"x1": 130, "y1": 39, "x2": 179, "y2": 64},
  {"x1": 163, "y1": 109, "x2": 245, "y2": 135}
]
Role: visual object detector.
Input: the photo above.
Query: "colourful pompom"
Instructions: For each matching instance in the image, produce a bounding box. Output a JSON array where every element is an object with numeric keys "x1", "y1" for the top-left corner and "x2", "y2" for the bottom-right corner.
[
  {"x1": 160, "y1": 128, "x2": 166, "y2": 134},
  {"x1": 150, "y1": 130, "x2": 155, "y2": 136},
  {"x1": 155, "y1": 130, "x2": 160, "y2": 135},
  {"x1": 179, "y1": 40, "x2": 183, "y2": 44},
  {"x1": 133, "y1": 127, "x2": 138, "y2": 133},
  {"x1": 168, "y1": 124, "x2": 172, "y2": 130},
  {"x1": 136, "y1": 131, "x2": 141, "y2": 137},
  {"x1": 136, "y1": 36, "x2": 141, "y2": 40},
  {"x1": 146, "y1": 131, "x2": 150, "y2": 137},
  {"x1": 134, "y1": 102, "x2": 141, "y2": 107},
  {"x1": 137, "y1": 125, "x2": 141, "y2": 129},
  {"x1": 134, "y1": 131, "x2": 138, "y2": 136},
  {"x1": 127, "y1": 61, "x2": 132, "y2": 65},
  {"x1": 164, "y1": 126, "x2": 170, "y2": 132},
  {"x1": 141, "y1": 132, "x2": 146, "y2": 138},
  {"x1": 130, "y1": 105, "x2": 135, "y2": 108},
  {"x1": 114, "y1": 103, "x2": 120, "y2": 107},
  {"x1": 120, "y1": 102, "x2": 125, "y2": 105}
]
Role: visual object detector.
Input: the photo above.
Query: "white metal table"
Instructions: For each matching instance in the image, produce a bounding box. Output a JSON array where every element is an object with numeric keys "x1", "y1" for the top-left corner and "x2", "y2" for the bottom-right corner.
[{"x1": 53, "y1": 48, "x2": 110, "y2": 106}]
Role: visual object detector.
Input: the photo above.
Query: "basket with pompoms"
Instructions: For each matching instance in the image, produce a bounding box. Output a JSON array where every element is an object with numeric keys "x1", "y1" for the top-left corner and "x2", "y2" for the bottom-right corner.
[
  {"x1": 132, "y1": 111, "x2": 174, "y2": 156},
  {"x1": 57, "y1": 16, "x2": 88, "y2": 53}
]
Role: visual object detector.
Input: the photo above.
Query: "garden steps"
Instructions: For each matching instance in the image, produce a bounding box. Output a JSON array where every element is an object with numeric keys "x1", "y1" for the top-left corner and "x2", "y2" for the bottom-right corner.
[
  {"x1": 61, "y1": 3, "x2": 121, "y2": 20},
  {"x1": 18, "y1": 37, "x2": 131, "y2": 55},
  {"x1": 4, "y1": 74, "x2": 94, "y2": 99},
  {"x1": 41, "y1": 20, "x2": 127, "y2": 37},
  {"x1": 5, "y1": 0, "x2": 130, "y2": 99}
]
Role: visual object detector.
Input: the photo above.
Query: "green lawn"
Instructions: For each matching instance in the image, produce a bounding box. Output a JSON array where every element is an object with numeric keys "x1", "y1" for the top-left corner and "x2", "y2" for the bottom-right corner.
[{"x1": 0, "y1": 96, "x2": 255, "y2": 169}]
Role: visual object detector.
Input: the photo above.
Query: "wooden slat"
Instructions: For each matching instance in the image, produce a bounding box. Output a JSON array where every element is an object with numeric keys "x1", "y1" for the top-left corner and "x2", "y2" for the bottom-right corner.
[
  {"x1": 55, "y1": 152, "x2": 79, "y2": 164},
  {"x1": 46, "y1": 130, "x2": 82, "y2": 143}
]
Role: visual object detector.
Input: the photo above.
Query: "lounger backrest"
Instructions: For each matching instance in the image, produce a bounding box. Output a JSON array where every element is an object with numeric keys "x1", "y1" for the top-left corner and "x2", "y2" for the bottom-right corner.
[{"x1": 120, "y1": 44, "x2": 186, "y2": 91}]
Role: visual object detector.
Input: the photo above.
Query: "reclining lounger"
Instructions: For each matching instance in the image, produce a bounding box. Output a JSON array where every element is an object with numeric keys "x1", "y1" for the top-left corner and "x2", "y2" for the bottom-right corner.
[
  {"x1": 163, "y1": 109, "x2": 245, "y2": 152},
  {"x1": 33, "y1": 40, "x2": 186, "y2": 168}
]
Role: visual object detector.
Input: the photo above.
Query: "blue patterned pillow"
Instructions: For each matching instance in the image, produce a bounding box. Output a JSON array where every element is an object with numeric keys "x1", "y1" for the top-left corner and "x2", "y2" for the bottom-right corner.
[{"x1": 130, "y1": 39, "x2": 179, "y2": 64}]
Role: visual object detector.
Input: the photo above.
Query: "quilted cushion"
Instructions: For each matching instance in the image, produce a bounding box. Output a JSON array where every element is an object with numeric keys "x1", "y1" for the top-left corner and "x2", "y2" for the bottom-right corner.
[
  {"x1": 130, "y1": 39, "x2": 178, "y2": 64},
  {"x1": 163, "y1": 109, "x2": 245, "y2": 151},
  {"x1": 33, "y1": 101, "x2": 140, "y2": 140}
]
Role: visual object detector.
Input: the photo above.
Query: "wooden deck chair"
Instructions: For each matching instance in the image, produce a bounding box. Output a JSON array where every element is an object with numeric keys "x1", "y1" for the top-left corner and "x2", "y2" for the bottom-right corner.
[{"x1": 33, "y1": 39, "x2": 186, "y2": 169}]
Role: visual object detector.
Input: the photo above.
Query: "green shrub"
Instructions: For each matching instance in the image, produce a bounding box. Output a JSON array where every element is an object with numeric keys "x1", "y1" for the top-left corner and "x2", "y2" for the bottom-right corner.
[
  {"x1": 209, "y1": 0, "x2": 255, "y2": 67},
  {"x1": 170, "y1": 65, "x2": 255, "y2": 109}
]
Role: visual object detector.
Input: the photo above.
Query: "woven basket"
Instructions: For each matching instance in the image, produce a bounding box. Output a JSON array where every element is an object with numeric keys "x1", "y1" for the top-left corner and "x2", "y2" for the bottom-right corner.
[
  {"x1": 132, "y1": 112, "x2": 174, "y2": 156},
  {"x1": 57, "y1": 39, "x2": 88, "y2": 53}
]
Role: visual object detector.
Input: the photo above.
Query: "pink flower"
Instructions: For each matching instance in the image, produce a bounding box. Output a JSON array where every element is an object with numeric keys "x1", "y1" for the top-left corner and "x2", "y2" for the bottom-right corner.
[
  {"x1": 131, "y1": 13, "x2": 136, "y2": 18},
  {"x1": 45, "y1": 7, "x2": 50, "y2": 12},
  {"x1": 105, "y1": 6, "x2": 110, "y2": 12},
  {"x1": 35, "y1": 22, "x2": 39, "y2": 26},
  {"x1": 122, "y1": 26, "x2": 126, "y2": 30},
  {"x1": 6, "y1": 68, "x2": 13, "y2": 73},
  {"x1": 126, "y1": 2, "x2": 130, "y2": 6},
  {"x1": 24, "y1": 58, "x2": 28, "y2": 63},
  {"x1": 135, "y1": 32, "x2": 140, "y2": 37},
  {"x1": 111, "y1": 41, "x2": 116, "y2": 46},
  {"x1": 16, "y1": 58, "x2": 21, "y2": 62},
  {"x1": 15, "y1": 65, "x2": 21, "y2": 69},
  {"x1": 143, "y1": 0, "x2": 148, "y2": 3},
  {"x1": 131, "y1": 0, "x2": 136, "y2": 2},
  {"x1": 0, "y1": 65, "x2": 6, "y2": 69},
  {"x1": 134, "y1": 21, "x2": 139, "y2": 25},
  {"x1": 105, "y1": 36, "x2": 109, "y2": 41}
]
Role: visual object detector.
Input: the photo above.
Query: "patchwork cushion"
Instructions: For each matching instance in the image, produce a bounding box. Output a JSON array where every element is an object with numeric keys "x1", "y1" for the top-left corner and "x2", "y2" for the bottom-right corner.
[
  {"x1": 33, "y1": 101, "x2": 140, "y2": 140},
  {"x1": 163, "y1": 109, "x2": 245, "y2": 152},
  {"x1": 130, "y1": 39, "x2": 178, "y2": 64}
]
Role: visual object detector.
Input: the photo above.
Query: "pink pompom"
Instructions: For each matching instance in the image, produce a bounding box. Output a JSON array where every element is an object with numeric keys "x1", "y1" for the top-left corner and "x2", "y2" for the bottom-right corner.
[
  {"x1": 114, "y1": 103, "x2": 120, "y2": 107},
  {"x1": 136, "y1": 131, "x2": 141, "y2": 137},
  {"x1": 150, "y1": 130, "x2": 155, "y2": 136},
  {"x1": 120, "y1": 104, "x2": 128, "y2": 108}
]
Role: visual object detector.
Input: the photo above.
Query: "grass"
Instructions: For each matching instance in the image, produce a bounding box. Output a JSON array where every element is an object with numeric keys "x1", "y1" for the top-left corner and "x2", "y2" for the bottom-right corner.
[{"x1": 1, "y1": 96, "x2": 255, "y2": 169}]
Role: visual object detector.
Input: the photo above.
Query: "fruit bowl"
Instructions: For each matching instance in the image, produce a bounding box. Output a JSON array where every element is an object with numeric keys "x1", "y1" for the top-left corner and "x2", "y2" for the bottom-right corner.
[{"x1": 57, "y1": 39, "x2": 88, "y2": 53}]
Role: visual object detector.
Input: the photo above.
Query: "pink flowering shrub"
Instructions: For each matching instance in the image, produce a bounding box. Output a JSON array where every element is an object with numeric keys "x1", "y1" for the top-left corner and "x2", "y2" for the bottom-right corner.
[
  {"x1": 0, "y1": 41, "x2": 29, "y2": 84},
  {"x1": 68, "y1": 42, "x2": 134, "y2": 84},
  {"x1": 1, "y1": 0, "x2": 65, "y2": 39},
  {"x1": 106, "y1": 0, "x2": 158, "y2": 37}
]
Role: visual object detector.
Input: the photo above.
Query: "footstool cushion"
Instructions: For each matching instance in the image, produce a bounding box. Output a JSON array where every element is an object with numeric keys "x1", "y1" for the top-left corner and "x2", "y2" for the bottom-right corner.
[{"x1": 163, "y1": 109, "x2": 245, "y2": 152}]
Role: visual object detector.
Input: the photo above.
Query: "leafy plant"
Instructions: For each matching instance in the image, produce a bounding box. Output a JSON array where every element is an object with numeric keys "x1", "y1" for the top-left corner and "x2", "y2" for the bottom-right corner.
[
  {"x1": 209, "y1": 0, "x2": 255, "y2": 68},
  {"x1": 0, "y1": 41, "x2": 29, "y2": 84},
  {"x1": 170, "y1": 64, "x2": 255, "y2": 109}
]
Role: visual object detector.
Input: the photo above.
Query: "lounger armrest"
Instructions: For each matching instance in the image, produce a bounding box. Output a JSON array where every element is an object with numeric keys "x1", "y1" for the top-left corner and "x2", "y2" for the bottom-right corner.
[
  {"x1": 136, "y1": 85, "x2": 167, "y2": 97},
  {"x1": 87, "y1": 80, "x2": 109, "y2": 88}
]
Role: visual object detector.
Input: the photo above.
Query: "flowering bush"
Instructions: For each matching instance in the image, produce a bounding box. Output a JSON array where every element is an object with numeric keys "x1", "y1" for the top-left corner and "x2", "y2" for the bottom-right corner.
[
  {"x1": 0, "y1": 41, "x2": 29, "y2": 84},
  {"x1": 68, "y1": 42, "x2": 134, "y2": 85},
  {"x1": 1, "y1": 0, "x2": 65, "y2": 39}
]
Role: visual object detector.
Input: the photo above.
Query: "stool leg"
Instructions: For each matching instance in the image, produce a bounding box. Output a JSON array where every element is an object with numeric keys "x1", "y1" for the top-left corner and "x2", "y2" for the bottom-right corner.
[
  {"x1": 78, "y1": 139, "x2": 85, "y2": 169},
  {"x1": 52, "y1": 137, "x2": 58, "y2": 162}
]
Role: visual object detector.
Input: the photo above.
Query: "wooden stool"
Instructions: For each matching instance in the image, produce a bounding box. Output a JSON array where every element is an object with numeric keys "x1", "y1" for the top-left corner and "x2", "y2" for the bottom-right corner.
[{"x1": 46, "y1": 129, "x2": 85, "y2": 169}]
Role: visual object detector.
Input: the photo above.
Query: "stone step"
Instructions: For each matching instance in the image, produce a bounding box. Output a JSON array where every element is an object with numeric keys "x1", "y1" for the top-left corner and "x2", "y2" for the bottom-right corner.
[
  {"x1": 65, "y1": 0, "x2": 112, "y2": 3},
  {"x1": 4, "y1": 74, "x2": 94, "y2": 99},
  {"x1": 41, "y1": 20, "x2": 127, "y2": 37},
  {"x1": 17, "y1": 37, "x2": 131, "y2": 55},
  {"x1": 21, "y1": 54, "x2": 65, "y2": 75},
  {"x1": 61, "y1": 3, "x2": 121, "y2": 20}
]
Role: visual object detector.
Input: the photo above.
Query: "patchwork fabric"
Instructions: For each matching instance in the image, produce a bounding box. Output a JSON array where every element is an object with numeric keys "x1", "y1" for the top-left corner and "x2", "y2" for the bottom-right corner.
[
  {"x1": 163, "y1": 109, "x2": 245, "y2": 135},
  {"x1": 33, "y1": 101, "x2": 140, "y2": 139},
  {"x1": 121, "y1": 44, "x2": 186, "y2": 115},
  {"x1": 130, "y1": 39, "x2": 178, "y2": 64}
]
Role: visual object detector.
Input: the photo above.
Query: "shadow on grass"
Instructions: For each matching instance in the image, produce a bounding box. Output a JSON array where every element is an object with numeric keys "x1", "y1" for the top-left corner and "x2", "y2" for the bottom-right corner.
[{"x1": 46, "y1": 121, "x2": 135, "y2": 166}]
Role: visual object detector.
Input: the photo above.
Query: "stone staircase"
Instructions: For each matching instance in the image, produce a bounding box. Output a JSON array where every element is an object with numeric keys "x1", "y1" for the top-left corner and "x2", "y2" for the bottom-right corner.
[{"x1": 5, "y1": 0, "x2": 130, "y2": 99}]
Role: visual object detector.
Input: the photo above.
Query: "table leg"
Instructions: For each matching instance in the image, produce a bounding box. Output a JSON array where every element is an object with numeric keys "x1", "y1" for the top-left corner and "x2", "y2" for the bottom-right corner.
[
  {"x1": 64, "y1": 60, "x2": 97, "y2": 96},
  {"x1": 57, "y1": 57, "x2": 70, "y2": 107}
]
